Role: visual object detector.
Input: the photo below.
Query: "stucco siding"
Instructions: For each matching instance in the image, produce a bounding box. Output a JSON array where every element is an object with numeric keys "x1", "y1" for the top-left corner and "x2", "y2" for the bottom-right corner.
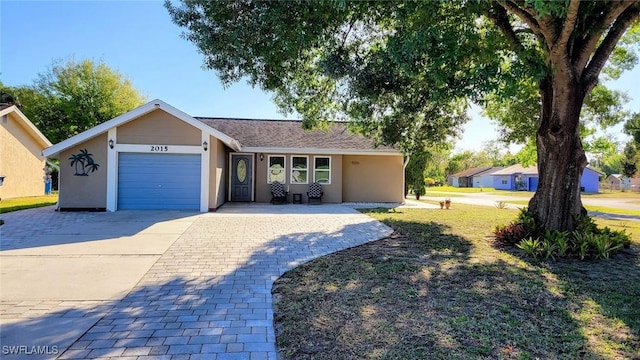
[
  {"x1": 207, "y1": 137, "x2": 228, "y2": 209},
  {"x1": 493, "y1": 175, "x2": 512, "y2": 190},
  {"x1": 580, "y1": 169, "x2": 600, "y2": 193},
  {"x1": 342, "y1": 155, "x2": 403, "y2": 203},
  {"x1": 254, "y1": 153, "x2": 343, "y2": 203},
  {"x1": 0, "y1": 112, "x2": 47, "y2": 198},
  {"x1": 473, "y1": 175, "x2": 495, "y2": 188},
  {"x1": 117, "y1": 110, "x2": 201, "y2": 146},
  {"x1": 58, "y1": 134, "x2": 108, "y2": 209}
]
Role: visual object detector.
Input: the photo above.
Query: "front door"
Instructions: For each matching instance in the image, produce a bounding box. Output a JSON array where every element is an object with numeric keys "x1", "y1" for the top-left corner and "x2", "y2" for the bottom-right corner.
[{"x1": 230, "y1": 154, "x2": 253, "y2": 201}]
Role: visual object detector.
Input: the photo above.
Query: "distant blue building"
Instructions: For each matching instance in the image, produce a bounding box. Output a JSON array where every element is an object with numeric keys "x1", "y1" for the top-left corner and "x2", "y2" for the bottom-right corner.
[{"x1": 491, "y1": 164, "x2": 602, "y2": 192}]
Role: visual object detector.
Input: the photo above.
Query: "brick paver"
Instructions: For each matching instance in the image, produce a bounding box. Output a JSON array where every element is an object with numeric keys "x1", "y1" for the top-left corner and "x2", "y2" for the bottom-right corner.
[{"x1": 52, "y1": 204, "x2": 393, "y2": 359}]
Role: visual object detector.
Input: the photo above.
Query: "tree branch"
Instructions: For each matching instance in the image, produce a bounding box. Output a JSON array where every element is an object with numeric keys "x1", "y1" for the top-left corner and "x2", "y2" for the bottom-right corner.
[
  {"x1": 485, "y1": 4, "x2": 527, "y2": 56},
  {"x1": 500, "y1": 1, "x2": 546, "y2": 43},
  {"x1": 576, "y1": 1, "x2": 637, "y2": 72},
  {"x1": 582, "y1": 4, "x2": 640, "y2": 92},
  {"x1": 556, "y1": 0, "x2": 581, "y2": 49}
]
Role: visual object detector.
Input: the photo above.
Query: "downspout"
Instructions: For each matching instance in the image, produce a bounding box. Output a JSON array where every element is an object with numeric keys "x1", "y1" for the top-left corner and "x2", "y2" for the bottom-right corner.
[{"x1": 402, "y1": 154, "x2": 410, "y2": 204}]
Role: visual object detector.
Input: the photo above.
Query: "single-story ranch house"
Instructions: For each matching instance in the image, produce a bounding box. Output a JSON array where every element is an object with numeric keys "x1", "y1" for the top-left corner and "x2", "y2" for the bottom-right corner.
[
  {"x1": 606, "y1": 174, "x2": 630, "y2": 190},
  {"x1": 492, "y1": 164, "x2": 602, "y2": 192},
  {"x1": 0, "y1": 104, "x2": 52, "y2": 199},
  {"x1": 42, "y1": 100, "x2": 404, "y2": 211},
  {"x1": 448, "y1": 166, "x2": 504, "y2": 188}
]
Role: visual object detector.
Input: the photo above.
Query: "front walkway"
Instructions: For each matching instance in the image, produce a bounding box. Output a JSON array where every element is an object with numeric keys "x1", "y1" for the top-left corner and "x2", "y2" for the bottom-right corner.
[{"x1": 1, "y1": 204, "x2": 393, "y2": 360}]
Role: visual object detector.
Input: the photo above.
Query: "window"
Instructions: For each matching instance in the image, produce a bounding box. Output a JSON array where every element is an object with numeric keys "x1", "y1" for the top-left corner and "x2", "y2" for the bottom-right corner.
[
  {"x1": 291, "y1": 156, "x2": 308, "y2": 184},
  {"x1": 314, "y1": 156, "x2": 331, "y2": 184},
  {"x1": 501, "y1": 176, "x2": 508, "y2": 185},
  {"x1": 268, "y1": 155, "x2": 286, "y2": 183}
]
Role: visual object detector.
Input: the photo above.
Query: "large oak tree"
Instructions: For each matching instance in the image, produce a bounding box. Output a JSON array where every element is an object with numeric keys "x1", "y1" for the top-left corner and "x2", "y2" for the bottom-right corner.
[{"x1": 167, "y1": 0, "x2": 640, "y2": 231}]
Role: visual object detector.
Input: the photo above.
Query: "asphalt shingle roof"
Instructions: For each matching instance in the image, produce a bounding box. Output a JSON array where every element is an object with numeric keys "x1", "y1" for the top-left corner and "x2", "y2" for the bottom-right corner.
[
  {"x1": 491, "y1": 164, "x2": 538, "y2": 176},
  {"x1": 197, "y1": 117, "x2": 393, "y2": 151},
  {"x1": 451, "y1": 166, "x2": 494, "y2": 178}
]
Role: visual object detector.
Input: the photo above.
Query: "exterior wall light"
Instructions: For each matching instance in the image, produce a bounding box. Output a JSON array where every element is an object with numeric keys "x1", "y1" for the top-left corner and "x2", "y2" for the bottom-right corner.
[
  {"x1": 203, "y1": 141, "x2": 208, "y2": 151},
  {"x1": 108, "y1": 139, "x2": 114, "y2": 149},
  {"x1": 259, "y1": 153, "x2": 264, "y2": 161}
]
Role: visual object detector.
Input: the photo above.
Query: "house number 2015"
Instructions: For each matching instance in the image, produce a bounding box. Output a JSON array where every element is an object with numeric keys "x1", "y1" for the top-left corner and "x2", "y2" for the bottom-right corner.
[{"x1": 150, "y1": 146, "x2": 169, "y2": 152}]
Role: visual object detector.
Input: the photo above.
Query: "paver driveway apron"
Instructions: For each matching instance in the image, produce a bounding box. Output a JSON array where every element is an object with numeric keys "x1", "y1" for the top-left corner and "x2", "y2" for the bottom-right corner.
[{"x1": 0, "y1": 204, "x2": 393, "y2": 359}]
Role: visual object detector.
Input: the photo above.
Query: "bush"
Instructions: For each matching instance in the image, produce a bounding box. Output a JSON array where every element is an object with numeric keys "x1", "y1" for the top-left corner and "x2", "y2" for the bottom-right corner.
[
  {"x1": 493, "y1": 223, "x2": 528, "y2": 246},
  {"x1": 495, "y1": 208, "x2": 631, "y2": 261}
]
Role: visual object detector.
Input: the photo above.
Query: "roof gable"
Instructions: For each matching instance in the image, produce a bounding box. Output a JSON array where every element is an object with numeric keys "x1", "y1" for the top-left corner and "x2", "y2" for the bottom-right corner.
[
  {"x1": 583, "y1": 167, "x2": 604, "y2": 176},
  {"x1": 0, "y1": 105, "x2": 52, "y2": 148},
  {"x1": 43, "y1": 99, "x2": 240, "y2": 157},
  {"x1": 450, "y1": 166, "x2": 493, "y2": 178}
]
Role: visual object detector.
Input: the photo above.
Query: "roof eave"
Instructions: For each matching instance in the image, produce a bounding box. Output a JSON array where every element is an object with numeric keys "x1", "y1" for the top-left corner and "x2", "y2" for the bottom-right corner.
[
  {"x1": 242, "y1": 146, "x2": 400, "y2": 156},
  {"x1": 0, "y1": 105, "x2": 52, "y2": 148},
  {"x1": 43, "y1": 99, "x2": 241, "y2": 157}
]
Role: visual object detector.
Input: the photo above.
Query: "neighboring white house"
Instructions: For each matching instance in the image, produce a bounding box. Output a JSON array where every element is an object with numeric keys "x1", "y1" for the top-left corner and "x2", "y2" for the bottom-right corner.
[
  {"x1": 448, "y1": 166, "x2": 502, "y2": 188},
  {"x1": 606, "y1": 174, "x2": 631, "y2": 190}
]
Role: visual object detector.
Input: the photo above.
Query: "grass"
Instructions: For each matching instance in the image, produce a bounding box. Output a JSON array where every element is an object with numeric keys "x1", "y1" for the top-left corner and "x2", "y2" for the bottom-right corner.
[
  {"x1": 584, "y1": 191, "x2": 640, "y2": 199},
  {"x1": 0, "y1": 194, "x2": 58, "y2": 213},
  {"x1": 506, "y1": 200, "x2": 640, "y2": 216},
  {"x1": 273, "y1": 204, "x2": 640, "y2": 360}
]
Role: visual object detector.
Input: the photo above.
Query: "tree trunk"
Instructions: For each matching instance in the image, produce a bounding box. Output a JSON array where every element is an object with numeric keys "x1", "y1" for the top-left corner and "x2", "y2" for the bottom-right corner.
[{"x1": 528, "y1": 72, "x2": 589, "y2": 231}]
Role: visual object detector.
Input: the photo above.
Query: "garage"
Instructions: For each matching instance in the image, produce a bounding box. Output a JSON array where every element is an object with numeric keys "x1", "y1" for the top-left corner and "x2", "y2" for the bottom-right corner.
[{"x1": 117, "y1": 153, "x2": 201, "y2": 210}]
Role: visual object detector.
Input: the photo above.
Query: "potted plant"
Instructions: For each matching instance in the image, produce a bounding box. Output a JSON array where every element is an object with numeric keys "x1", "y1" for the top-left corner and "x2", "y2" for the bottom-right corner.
[{"x1": 445, "y1": 198, "x2": 451, "y2": 209}]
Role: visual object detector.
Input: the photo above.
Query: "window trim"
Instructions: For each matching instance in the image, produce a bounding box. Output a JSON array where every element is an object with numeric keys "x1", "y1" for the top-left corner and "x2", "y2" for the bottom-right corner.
[
  {"x1": 290, "y1": 155, "x2": 309, "y2": 184},
  {"x1": 313, "y1": 156, "x2": 332, "y2": 185},
  {"x1": 267, "y1": 155, "x2": 286, "y2": 184}
]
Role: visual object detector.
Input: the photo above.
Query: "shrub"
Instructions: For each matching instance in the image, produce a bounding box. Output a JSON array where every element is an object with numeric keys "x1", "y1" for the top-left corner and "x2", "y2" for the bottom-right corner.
[
  {"x1": 493, "y1": 210, "x2": 631, "y2": 261},
  {"x1": 493, "y1": 223, "x2": 528, "y2": 246},
  {"x1": 516, "y1": 237, "x2": 541, "y2": 257}
]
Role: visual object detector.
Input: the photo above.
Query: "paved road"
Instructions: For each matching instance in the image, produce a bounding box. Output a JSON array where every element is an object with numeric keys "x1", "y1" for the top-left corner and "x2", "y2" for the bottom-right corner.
[
  {"x1": 420, "y1": 191, "x2": 639, "y2": 221},
  {"x1": 1, "y1": 204, "x2": 393, "y2": 360}
]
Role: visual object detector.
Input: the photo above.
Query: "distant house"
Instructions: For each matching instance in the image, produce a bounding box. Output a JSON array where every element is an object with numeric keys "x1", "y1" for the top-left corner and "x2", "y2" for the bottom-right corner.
[
  {"x1": 491, "y1": 164, "x2": 539, "y2": 191},
  {"x1": 581, "y1": 167, "x2": 603, "y2": 192},
  {"x1": 630, "y1": 177, "x2": 640, "y2": 192},
  {"x1": 0, "y1": 104, "x2": 52, "y2": 199},
  {"x1": 473, "y1": 167, "x2": 504, "y2": 188},
  {"x1": 449, "y1": 166, "x2": 491, "y2": 187},
  {"x1": 448, "y1": 166, "x2": 502, "y2": 188},
  {"x1": 606, "y1": 174, "x2": 630, "y2": 190},
  {"x1": 492, "y1": 164, "x2": 603, "y2": 192}
]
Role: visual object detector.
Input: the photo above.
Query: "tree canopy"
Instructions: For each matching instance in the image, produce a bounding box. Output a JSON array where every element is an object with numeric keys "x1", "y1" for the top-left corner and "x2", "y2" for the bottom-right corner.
[
  {"x1": 167, "y1": 0, "x2": 640, "y2": 230},
  {"x1": 1, "y1": 58, "x2": 146, "y2": 144}
]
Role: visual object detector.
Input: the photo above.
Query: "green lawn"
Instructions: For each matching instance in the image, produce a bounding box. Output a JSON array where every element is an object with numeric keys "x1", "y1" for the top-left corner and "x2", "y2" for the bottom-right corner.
[
  {"x1": 506, "y1": 199, "x2": 640, "y2": 216},
  {"x1": 0, "y1": 194, "x2": 58, "y2": 213},
  {"x1": 583, "y1": 191, "x2": 640, "y2": 199},
  {"x1": 273, "y1": 204, "x2": 639, "y2": 360}
]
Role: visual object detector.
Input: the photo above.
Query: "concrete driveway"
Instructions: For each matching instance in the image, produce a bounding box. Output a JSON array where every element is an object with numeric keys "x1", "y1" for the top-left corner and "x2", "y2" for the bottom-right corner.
[{"x1": 0, "y1": 204, "x2": 393, "y2": 359}]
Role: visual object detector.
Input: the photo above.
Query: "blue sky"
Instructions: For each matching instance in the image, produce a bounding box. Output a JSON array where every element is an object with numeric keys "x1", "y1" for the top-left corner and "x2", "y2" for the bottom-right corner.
[{"x1": 1, "y1": 1, "x2": 637, "y2": 153}]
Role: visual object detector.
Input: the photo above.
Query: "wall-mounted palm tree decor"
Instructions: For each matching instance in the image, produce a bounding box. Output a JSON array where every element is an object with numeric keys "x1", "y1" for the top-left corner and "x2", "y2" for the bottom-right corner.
[{"x1": 69, "y1": 149, "x2": 100, "y2": 176}]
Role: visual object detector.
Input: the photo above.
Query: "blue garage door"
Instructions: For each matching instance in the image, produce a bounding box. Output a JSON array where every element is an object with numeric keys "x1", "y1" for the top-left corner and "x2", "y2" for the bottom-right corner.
[
  {"x1": 529, "y1": 177, "x2": 539, "y2": 191},
  {"x1": 118, "y1": 153, "x2": 201, "y2": 210}
]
